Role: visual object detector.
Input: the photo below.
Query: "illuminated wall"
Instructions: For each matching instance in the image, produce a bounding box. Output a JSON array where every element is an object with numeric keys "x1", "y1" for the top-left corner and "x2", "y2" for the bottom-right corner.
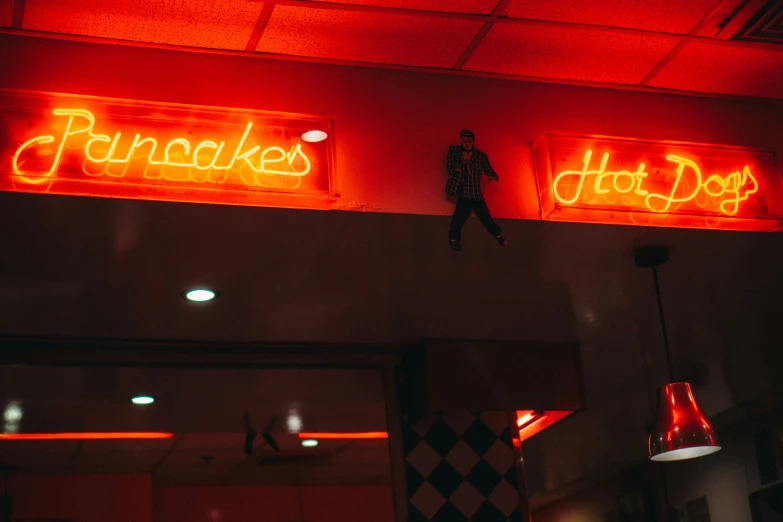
[{"x1": 1, "y1": 33, "x2": 782, "y2": 230}]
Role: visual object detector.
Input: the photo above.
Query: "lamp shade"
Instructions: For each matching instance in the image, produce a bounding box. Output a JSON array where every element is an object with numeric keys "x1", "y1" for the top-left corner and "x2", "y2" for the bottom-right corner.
[{"x1": 649, "y1": 382, "x2": 721, "y2": 462}]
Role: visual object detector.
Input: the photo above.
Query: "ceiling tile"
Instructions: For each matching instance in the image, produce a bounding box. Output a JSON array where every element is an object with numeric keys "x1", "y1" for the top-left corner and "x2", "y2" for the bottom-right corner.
[
  {"x1": 1, "y1": 0, "x2": 12, "y2": 27},
  {"x1": 694, "y1": 0, "x2": 747, "y2": 37},
  {"x1": 256, "y1": 5, "x2": 484, "y2": 68},
  {"x1": 22, "y1": 0, "x2": 265, "y2": 50},
  {"x1": 464, "y1": 24, "x2": 678, "y2": 85},
  {"x1": 648, "y1": 42, "x2": 783, "y2": 98},
  {"x1": 304, "y1": 0, "x2": 499, "y2": 14},
  {"x1": 506, "y1": 0, "x2": 722, "y2": 34}
]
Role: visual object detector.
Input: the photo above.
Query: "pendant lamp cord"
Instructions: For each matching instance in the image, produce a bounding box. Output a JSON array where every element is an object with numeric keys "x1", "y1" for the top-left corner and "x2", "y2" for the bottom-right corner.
[
  {"x1": 651, "y1": 264, "x2": 675, "y2": 521},
  {"x1": 651, "y1": 266, "x2": 676, "y2": 383}
]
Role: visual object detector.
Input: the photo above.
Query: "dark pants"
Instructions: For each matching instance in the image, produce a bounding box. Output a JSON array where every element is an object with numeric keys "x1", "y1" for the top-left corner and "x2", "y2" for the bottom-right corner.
[{"x1": 449, "y1": 197, "x2": 502, "y2": 241}]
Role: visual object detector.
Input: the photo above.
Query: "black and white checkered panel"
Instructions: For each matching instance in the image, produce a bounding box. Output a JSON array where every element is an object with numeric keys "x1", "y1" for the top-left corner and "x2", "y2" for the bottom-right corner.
[{"x1": 402, "y1": 411, "x2": 522, "y2": 522}]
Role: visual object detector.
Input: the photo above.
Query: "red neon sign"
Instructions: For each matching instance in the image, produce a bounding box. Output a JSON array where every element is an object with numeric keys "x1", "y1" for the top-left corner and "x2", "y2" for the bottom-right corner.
[
  {"x1": 297, "y1": 432, "x2": 388, "y2": 440},
  {"x1": 534, "y1": 134, "x2": 783, "y2": 231},
  {"x1": 515, "y1": 410, "x2": 573, "y2": 443},
  {"x1": 1, "y1": 90, "x2": 334, "y2": 209},
  {"x1": 0, "y1": 432, "x2": 174, "y2": 440}
]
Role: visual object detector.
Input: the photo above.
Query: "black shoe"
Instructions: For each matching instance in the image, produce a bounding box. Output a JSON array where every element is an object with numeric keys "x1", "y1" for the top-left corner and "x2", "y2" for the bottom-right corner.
[
  {"x1": 449, "y1": 239, "x2": 462, "y2": 251},
  {"x1": 496, "y1": 235, "x2": 507, "y2": 247}
]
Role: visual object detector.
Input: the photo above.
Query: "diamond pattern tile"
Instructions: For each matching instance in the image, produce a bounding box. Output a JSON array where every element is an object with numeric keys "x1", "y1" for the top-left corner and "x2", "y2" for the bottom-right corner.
[
  {"x1": 431, "y1": 501, "x2": 470, "y2": 522},
  {"x1": 407, "y1": 439, "x2": 443, "y2": 478},
  {"x1": 23, "y1": 0, "x2": 265, "y2": 50},
  {"x1": 428, "y1": 460, "x2": 465, "y2": 498},
  {"x1": 449, "y1": 481, "x2": 485, "y2": 518},
  {"x1": 257, "y1": 5, "x2": 484, "y2": 68},
  {"x1": 402, "y1": 411, "x2": 522, "y2": 521},
  {"x1": 444, "y1": 440, "x2": 481, "y2": 476},
  {"x1": 466, "y1": 460, "x2": 503, "y2": 497},
  {"x1": 462, "y1": 418, "x2": 498, "y2": 456},
  {"x1": 410, "y1": 414, "x2": 438, "y2": 438},
  {"x1": 488, "y1": 479, "x2": 521, "y2": 517},
  {"x1": 409, "y1": 505, "x2": 429, "y2": 522},
  {"x1": 403, "y1": 418, "x2": 426, "y2": 448},
  {"x1": 483, "y1": 439, "x2": 514, "y2": 475},
  {"x1": 442, "y1": 410, "x2": 480, "y2": 436},
  {"x1": 424, "y1": 419, "x2": 461, "y2": 457},
  {"x1": 410, "y1": 481, "x2": 447, "y2": 519},
  {"x1": 406, "y1": 461, "x2": 426, "y2": 495},
  {"x1": 480, "y1": 411, "x2": 511, "y2": 435},
  {"x1": 473, "y1": 500, "x2": 507, "y2": 522}
]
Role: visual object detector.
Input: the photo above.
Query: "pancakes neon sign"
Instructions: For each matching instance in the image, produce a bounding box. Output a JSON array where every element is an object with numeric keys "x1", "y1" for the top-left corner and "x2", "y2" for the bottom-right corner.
[
  {"x1": 1, "y1": 90, "x2": 334, "y2": 208},
  {"x1": 534, "y1": 134, "x2": 783, "y2": 231}
]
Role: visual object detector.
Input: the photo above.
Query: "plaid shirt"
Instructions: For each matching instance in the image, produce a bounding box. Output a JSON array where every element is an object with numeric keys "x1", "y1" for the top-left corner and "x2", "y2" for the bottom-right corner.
[{"x1": 445, "y1": 145, "x2": 498, "y2": 200}]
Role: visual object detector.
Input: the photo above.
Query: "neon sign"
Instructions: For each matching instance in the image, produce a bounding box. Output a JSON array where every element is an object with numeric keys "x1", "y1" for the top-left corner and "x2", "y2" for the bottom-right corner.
[
  {"x1": 1, "y1": 90, "x2": 334, "y2": 209},
  {"x1": 534, "y1": 134, "x2": 783, "y2": 232}
]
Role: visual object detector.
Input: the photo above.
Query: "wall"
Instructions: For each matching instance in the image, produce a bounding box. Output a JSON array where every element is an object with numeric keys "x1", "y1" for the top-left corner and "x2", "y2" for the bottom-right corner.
[
  {"x1": 9, "y1": 474, "x2": 152, "y2": 522},
  {"x1": 153, "y1": 485, "x2": 394, "y2": 522},
  {"x1": 6, "y1": 474, "x2": 394, "y2": 522},
  {"x1": 1, "y1": 33, "x2": 782, "y2": 221},
  {"x1": 530, "y1": 406, "x2": 783, "y2": 522}
]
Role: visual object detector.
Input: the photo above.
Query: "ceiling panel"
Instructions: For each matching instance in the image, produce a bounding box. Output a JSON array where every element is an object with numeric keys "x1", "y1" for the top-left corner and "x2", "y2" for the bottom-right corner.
[
  {"x1": 256, "y1": 5, "x2": 484, "y2": 67},
  {"x1": 464, "y1": 24, "x2": 678, "y2": 84},
  {"x1": 22, "y1": 0, "x2": 265, "y2": 50},
  {"x1": 694, "y1": 0, "x2": 747, "y2": 37},
  {"x1": 505, "y1": 0, "x2": 722, "y2": 34},
  {"x1": 304, "y1": 0, "x2": 499, "y2": 14},
  {"x1": 1, "y1": 0, "x2": 12, "y2": 28},
  {"x1": 648, "y1": 42, "x2": 783, "y2": 98}
]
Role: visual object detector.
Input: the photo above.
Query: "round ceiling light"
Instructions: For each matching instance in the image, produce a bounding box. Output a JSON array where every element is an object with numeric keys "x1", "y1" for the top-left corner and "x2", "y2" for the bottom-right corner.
[
  {"x1": 301, "y1": 439, "x2": 319, "y2": 448},
  {"x1": 131, "y1": 396, "x2": 155, "y2": 405},
  {"x1": 182, "y1": 289, "x2": 218, "y2": 302},
  {"x1": 301, "y1": 130, "x2": 328, "y2": 143}
]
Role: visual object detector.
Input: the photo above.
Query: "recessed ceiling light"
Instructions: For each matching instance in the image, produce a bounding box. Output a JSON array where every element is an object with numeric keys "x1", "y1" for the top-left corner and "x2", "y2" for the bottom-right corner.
[
  {"x1": 301, "y1": 130, "x2": 328, "y2": 143},
  {"x1": 301, "y1": 439, "x2": 319, "y2": 448},
  {"x1": 182, "y1": 289, "x2": 218, "y2": 302},
  {"x1": 131, "y1": 396, "x2": 155, "y2": 405}
]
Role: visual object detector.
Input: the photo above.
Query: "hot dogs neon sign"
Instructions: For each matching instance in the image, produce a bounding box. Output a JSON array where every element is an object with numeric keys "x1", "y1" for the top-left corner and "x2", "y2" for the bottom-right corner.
[
  {"x1": 1, "y1": 90, "x2": 334, "y2": 209},
  {"x1": 534, "y1": 134, "x2": 783, "y2": 232},
  {"x1": 553, "y1": 150, "x2": 758, "y2": 217}
]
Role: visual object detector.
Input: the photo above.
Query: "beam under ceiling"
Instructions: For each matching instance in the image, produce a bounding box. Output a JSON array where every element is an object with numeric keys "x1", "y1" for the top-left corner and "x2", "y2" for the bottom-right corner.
[
  {"x1": 453, "y1": 0, "x2": 512, "y2": 70},
  {"x1": 639, "y1": 0, "x2": 734, "y2": 86},
  {"x1": 245, "y1": 3, "x2": 276, "y2": 52}
]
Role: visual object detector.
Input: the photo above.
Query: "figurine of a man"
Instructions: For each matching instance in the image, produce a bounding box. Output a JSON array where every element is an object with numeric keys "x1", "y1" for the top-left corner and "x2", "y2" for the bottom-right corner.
[{"x1": 445, "y1": 129, "x2": 506, "y2": 251}]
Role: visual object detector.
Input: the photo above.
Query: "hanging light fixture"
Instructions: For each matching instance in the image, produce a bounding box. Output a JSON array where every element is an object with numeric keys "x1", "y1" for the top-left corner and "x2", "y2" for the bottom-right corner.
[{"x1": 635, "y1": 246, "x2": 721, "y2": 462}]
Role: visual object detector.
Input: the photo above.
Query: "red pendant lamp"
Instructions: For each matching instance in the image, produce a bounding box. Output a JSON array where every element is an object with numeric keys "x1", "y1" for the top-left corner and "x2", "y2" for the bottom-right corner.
[{"x1": 635, "y1": 246, "x2": 721, "y2": 462}]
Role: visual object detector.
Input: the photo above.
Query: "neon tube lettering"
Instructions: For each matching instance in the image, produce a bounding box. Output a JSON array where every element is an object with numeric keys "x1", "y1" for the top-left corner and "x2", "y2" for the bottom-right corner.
[
  {"x1": 12, "y1": 109, "x2": 313, "y2": 186},
  {"x1": 553, "y1": 150, "x2": 759, "y2": 217}
]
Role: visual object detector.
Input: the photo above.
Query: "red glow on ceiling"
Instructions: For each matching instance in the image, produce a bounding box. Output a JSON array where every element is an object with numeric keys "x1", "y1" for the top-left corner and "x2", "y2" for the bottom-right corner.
[
  {"x1": 297, "y1": 432, "x2": 388, "y2": 440},
  {"x1": 0, "y1": 432, "x2": 175, "y2": 440},
  {"x1": 516, "y1": 410, "x2": 573, "y2": 443}
]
